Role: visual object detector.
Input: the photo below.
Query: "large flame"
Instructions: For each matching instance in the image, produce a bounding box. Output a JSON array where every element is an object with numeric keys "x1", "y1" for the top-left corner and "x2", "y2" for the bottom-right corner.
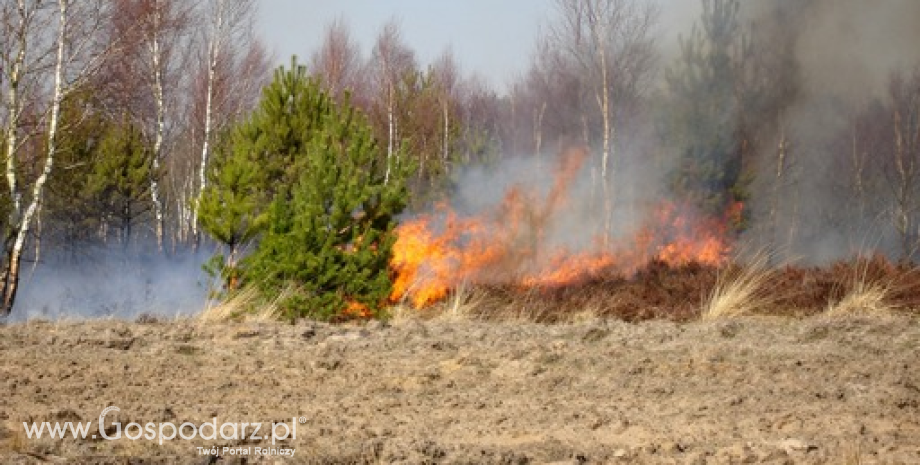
[{"x1": 390, "y1": 147, "x2": 740, "y2": 308}]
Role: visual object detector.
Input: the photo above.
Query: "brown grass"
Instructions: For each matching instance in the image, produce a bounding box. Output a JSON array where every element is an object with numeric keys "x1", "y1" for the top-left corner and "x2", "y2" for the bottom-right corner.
[
  {"x1": 701, "y1": 254, "x2": 775, "y2": 320},
  {"x1": 198, "y1": 285, "x2": 292, "y2": 323},
  {"x1": 826, "y1": 257, "x2": 900, "y2": 316},
  {"x1": 827, "y1": 281, "x2": 895, "y2": 316},
  {"x1": 198, "y1": 256, "x2": 920, "y2": 325},
  {"x1": 436, "y1": 283, "x2": 484, "y2": 322}
]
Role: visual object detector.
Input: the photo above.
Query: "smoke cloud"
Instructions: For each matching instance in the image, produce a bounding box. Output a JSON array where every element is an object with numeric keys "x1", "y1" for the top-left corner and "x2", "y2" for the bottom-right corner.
[
  {"x1": 738, "y1": 0, "x2": 920, "y2": 262},
  {"x1": 9, "y1": 247, "x2": 211, "y2": 323}
]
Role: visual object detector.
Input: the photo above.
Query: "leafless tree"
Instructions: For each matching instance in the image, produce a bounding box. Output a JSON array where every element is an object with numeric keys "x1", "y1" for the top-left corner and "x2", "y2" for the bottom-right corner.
[
  {"x1": 887, "y1": 67, "x2": 920, "y2": 261},
  {"x1": 431, "y1": 48, "x2": 459, "y2": 169},
  {"x1": 192, "y1": 0, "x2": 263, "y2": 246},
  {"x1": 545, "y1": 0, "x2": 658, "y2": 243},
  {"x1": 455, "y1": 74, "x2": 501, "y2": 166},
  {"x1": 310, "y1": 17, "x2": 364, "y2": 104},
  {"x1": 370, "y1": 19, "x2": 416, "y2": 184},
  {"x1": 0, "y1": 0, "x2": 113, "y2": 315},
  {"x1": 102, "y1": 0, "x2": 195, "y2": 251}
]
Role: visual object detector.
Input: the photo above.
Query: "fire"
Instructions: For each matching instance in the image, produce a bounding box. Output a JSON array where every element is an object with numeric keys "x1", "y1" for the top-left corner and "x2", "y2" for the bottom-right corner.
[
  {"x1": 389, "y1": 147, "x2": 740, "y2": 308},
  {"x1": 344, "y1": 299, "x2": 372, "y2": 318}
]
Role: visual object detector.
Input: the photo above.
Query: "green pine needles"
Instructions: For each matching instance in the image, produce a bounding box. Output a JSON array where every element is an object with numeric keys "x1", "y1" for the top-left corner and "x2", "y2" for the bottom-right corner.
[{"x1": 199, "y1": 57, "x2": 410, "y2": 320}]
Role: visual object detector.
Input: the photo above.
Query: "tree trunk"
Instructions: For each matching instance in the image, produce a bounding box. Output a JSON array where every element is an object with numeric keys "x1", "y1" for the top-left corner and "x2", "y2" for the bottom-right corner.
[
  {"x1": 2, "y1": 0, "x2": 67, "y2": 315},
  {"x1": 193, "y1": 0, "x2": 225, "y2": 248},
  {"x1": 442, "y1": 100, "x2": 449, "y2": 165},
  {"x1": 3, "y1": 1, "x2": 27, "y2": 290},
  {"x1": 598, "y1": 46, "x2": 613, "y2": 247},
  {"x1": 149, "y1": 6, "x2": 167, "y2": 252},
  {"x1": 768, "y1": 123, "x2": 788, "y2": 258},
  {"x1": 384, "y1": 83, "x2": 394, "y2": 184},
  {"x1": 534, "y1": 101, "x2": 546, "y2": 158}
]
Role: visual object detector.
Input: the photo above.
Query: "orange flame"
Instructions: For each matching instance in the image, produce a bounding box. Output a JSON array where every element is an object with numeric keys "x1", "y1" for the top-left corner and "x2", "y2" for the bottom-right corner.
[
  {"x1": 390, "y1": 148, "x2": 740, "y2": 308},
  {"x1": 344, "y1": 300, "x2": 372, "y2": 318}
]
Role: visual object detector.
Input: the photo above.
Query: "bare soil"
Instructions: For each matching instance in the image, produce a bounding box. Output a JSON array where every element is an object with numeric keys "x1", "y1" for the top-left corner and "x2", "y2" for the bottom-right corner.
[{"x1": 1, "y1": 314, "x2": 919, "y2": 464}]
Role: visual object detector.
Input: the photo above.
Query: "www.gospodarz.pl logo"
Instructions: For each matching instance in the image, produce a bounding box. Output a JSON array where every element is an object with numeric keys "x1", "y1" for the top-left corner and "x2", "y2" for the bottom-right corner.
[{"x1": 22, "y1": 406, "x2": 302, "y2": 452}]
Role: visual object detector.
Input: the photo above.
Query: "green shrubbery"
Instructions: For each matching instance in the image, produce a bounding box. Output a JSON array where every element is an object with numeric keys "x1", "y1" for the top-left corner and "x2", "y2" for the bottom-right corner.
[{"x1": 199, "y1": 58, "x2": 409, "y2": 320}]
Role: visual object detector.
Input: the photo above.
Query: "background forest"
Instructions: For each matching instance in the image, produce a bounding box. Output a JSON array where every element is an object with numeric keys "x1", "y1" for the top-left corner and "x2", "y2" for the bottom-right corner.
[{"x1": 2, "y1": 0, "x2": 920, "y2": 320}]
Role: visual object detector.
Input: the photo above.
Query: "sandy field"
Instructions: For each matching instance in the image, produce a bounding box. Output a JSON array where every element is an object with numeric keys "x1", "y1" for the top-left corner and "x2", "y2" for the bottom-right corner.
[{"x1": 1, "y1": 313, "x2": 919, "y2": 464}]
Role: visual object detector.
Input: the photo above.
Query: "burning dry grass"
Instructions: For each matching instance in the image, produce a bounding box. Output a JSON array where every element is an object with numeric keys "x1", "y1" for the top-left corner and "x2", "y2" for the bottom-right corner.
[
  {"x1": 438, "y1": 284, "x2": 487, "y2": 321},
  {"x1": 379, "y1": 146, "x2": 920, "y2": 323},
  {"x1": 406, "y1": 261, "x2": 717, "y2": 323},
  {"x1": 385, "y1": 255, "x2": 920, "y2": 324},
  {"x1": 389, "y1": 148, "x2": 741, "y2": 311}
]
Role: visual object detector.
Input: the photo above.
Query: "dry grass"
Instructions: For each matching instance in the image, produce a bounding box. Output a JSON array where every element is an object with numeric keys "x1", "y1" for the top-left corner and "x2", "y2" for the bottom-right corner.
[
  {"x1": 560, "y1": 307, "x2": 603, "y2": 325},
  {"x1": 826, "y1": 258, "x2": 898, "y2": 317},
  {"x1": 198, "y1": 285, "x2": 292, "y2": 323},
  {"x1": 826, "y1": 281, "x2": 895, "y2": 316},
  {"x1": 385, "y1": 303, "x2": 419, "y2": 326},
  {"x1": 701, "y1": 254, "x2": 775, "y2": 320},
  {"x1": 435, "y1": 283, "x2": 483, "y2": 322},
  {"x1": 388, "y1": 284, "x2": 487, "y2": 325}
]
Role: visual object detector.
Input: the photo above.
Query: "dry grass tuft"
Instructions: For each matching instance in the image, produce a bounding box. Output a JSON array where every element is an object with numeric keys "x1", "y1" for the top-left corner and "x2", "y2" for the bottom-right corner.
[
  {"x1": 826, "y1": 282, "x2": 894, "y2": 316},
  {"x1": 435, "y1": 283, "x2": 484, "y2": 322},
  {"x1": 385, "y1": 303, "x2": 419, "y2": 326},
  {"x1": 199, "y1": 287, "x2": 259, "y2": 322},
  {"x1": 702, "y1": 254, "x2": 775, "y2": 320},
  {"x1": 198, "y1": 285, "x2": 292, "y2": 323},
  {"x1": 826, "y1": 258, "x2": 898, "y2": 317}
]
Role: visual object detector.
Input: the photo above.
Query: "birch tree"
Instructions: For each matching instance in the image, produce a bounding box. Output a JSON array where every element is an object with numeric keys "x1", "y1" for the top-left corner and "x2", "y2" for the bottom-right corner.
[
  {"x1": 370, "y1": 20, "x2": 416, "y2": 184},
  {"x1": 103, "y1": 0, "x2": 194, "y2": 252},
  {"x1": 432, "y1": 49, "x2": 459, "y2": 170},
  {"x1": 192, "y1": 0, "x2": 259, "y2": 246},
  {"x1": 0, "y1": 0, "x2": 111, "y2": 315},
  {"x1": 546, "y1": 0, "x2": 658, "y2": 243},
  {"x1": 138, "y1": 0, "x2": 192, "y2": 252},
  {"x1": 310, "y1": 17, "x2": 364, "y2": 105},
  {"x1": 887, "y1": 67, "x2": 920, "y2": 261}
]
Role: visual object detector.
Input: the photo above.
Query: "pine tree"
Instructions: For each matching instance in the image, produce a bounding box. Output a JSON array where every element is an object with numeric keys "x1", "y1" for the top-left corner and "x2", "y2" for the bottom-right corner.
[
  {"x1": 197, "y1": 128, "x2": 267, "y2": 289},
  {"x1": 42, "y1": 90, "x2": 106, "y2": 259},
  {"x1": 200, "y1": 58, "x2": 409, "y2": 319},
  {"x1": 199, "y1": 58, "x2": 335, "y2": 289},
  {"x1": 86, "y1": 119, "x2": 156, "y2": 250},
  {"x1": 664, "y1": 0, "x2": 748, "y2": 219}
]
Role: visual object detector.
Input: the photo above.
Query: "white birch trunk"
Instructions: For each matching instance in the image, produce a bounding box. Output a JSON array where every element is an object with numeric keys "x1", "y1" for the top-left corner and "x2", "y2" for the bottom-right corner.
[
  {"x1": 384, "y1": 84, "x2": 394, "y2": 184},
  {"x1": 442, "y1": 100, "x2": 449, "y2": 165},
  {"x1": 595, "y1": 29, "x2": 614, "y2": 247},
  {"x1": 149, "y1": 4, "x2": 166, "y2": 251},
  {"x1": 3, "y1": 0, "x2": 68, "y2": 313},
  {"x1": 4, "y1": 0, "x2": 28, "y2": 228},
  {"x1": 193, "y1": 0, "x2": 225, "y2": 243}
]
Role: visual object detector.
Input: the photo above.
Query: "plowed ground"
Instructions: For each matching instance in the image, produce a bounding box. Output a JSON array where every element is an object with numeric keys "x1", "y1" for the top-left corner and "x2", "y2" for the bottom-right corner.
[{"x1": 1, "y1": 313, "x2": 919, "y2": 464}]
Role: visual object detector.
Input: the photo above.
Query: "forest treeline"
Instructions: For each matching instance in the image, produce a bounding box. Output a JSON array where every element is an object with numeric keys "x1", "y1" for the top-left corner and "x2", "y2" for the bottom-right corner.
[{"x1": 2, "y1": 0, "x2": 920, "y2": 318}]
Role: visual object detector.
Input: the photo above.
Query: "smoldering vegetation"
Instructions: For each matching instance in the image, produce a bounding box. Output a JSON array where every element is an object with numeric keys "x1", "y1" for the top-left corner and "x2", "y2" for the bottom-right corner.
[{"x1": 738, "y1": 0, "x2": 920, "y2": 263}]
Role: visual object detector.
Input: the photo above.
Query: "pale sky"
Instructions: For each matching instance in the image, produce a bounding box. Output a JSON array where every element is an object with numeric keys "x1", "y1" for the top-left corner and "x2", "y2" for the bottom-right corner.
[{"x1": 257, "y1": 1, "x2": 696, "y2": 91}]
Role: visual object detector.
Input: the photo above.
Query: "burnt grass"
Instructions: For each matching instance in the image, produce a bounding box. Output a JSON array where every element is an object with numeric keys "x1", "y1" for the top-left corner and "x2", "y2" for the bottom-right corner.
[{"x1": 462, "y1": 256, "x2": 920, "y2": 323}]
